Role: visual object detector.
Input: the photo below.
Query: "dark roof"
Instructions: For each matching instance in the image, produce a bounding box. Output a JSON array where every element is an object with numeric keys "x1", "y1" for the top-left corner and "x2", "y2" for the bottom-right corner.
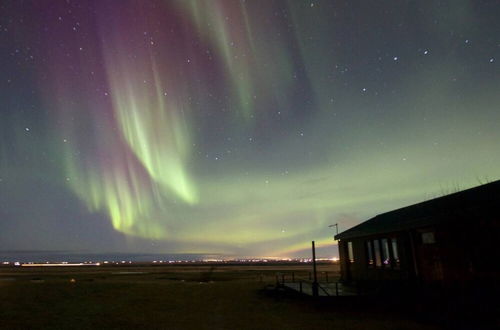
[{"x1": 335, "y1": 180, "x2": 500, "y2": 240}]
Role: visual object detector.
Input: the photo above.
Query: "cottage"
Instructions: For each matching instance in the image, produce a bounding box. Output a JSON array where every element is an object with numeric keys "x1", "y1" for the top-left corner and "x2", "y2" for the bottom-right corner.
[{"x1": 334, "y1": 180, "x2": 500, "y2": 289}]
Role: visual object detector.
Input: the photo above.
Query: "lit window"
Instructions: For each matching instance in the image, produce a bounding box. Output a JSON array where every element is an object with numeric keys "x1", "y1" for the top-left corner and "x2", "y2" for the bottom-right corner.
[
  {"x1": 373, "y1": 239, "x2": 382, "y2": 267},
  {"x1": 391, "y1": 238, "x2": 400, "y2": 268},
  {"x1": 347, "y1": 241, "x2": 354, "y2": 263},
  {"x1": 381, "y1": 238, "x2": 390, "y2": 266},
  {"x1": 422, "y1": 232, "x2": 436, "y2": 244},
  {"x1": 366, "y1": 241, "x2": 374, "y2": 266}
]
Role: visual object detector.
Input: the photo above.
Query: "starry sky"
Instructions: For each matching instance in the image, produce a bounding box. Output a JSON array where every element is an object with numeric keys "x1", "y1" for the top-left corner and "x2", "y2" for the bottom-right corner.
[{"x1": 0, "y1": 0, "x2": 499, "y2": 258}]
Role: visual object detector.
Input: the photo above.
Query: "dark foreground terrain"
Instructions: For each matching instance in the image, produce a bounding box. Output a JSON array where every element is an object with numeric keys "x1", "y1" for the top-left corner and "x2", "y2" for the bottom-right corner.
[{"x1": 1, "y1": 263, "x2": 442, "y2": 329}]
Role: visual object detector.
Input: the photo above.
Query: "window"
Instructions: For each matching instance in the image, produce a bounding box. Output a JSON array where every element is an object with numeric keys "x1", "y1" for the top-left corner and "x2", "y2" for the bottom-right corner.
[
  {"x1": 373, "y1": 239, "x2": 382, "y2": 267},
  {"x1": 347, "y1": 241, "x2": 354, "y2": 263},
  {"x1": 391, "y1": 238, "x2": 400, "y2": 269},
  {"x1": 422, "y1": 231, "x2": 436, "y2": 244},
  {"x1": 381, "y1": 238, "x2": 390, "y2": 266},
  {"x1": 366, "y1": 241, "x2": 374, "y2": 266}
]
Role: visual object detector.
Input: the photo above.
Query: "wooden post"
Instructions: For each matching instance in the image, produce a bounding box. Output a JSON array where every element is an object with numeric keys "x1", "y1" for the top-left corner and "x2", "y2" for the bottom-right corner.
[
  {"x1": 299, "y1": 280, "x2": 303, "y2": 293},
  {"x1": 312, "y1": 241, "x2": 319, "y2": 297},
  {"x1": 292, "y1": 272, "x2": 295, "y2": 283},
  {"x1": 325, "y1": 271, "x2": 329, "y2": 283},
  {"x1": 281, "y1": 273, "x2": 285, "y2": 284},
  {"x1": 409, "y1": 231, "x2": 419, "y2": 279},
  {"x1": 335, "y1": 282, "x2": 339, "y2": 296}
]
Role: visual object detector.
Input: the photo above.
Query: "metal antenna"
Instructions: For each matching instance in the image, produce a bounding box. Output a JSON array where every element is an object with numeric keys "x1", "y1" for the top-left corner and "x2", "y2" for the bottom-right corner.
[{"x1": 329, "y1": 223, "x2": 338, "y2": 236}]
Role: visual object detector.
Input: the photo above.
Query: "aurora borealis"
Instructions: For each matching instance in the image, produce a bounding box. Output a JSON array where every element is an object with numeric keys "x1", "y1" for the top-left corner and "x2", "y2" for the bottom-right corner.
[{"x1": 0, "y1": 1, "x2": 499, "y2": 258}]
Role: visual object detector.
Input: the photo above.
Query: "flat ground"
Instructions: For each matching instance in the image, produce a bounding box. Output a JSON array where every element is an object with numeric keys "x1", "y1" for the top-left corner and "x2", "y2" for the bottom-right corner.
[{"x1": 0, "y1": 263, "x2": 440, "y2": 330}]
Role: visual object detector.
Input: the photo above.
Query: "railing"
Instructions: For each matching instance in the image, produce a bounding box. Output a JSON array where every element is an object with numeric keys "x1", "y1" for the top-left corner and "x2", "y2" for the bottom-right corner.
[
  {"x1": 317, "y1": 282, "x2": 333, "y2": 296},
  {"x1": 275, "y1": 271, "x2": 333, "y2": 284},
  {"x1": 275, "y1": 272, "x2": 342, "y2": 297}
]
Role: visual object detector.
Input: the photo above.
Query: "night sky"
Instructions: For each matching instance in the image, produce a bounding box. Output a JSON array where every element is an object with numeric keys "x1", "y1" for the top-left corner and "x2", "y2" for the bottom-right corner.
[{"x1": 1, "y1": 0, "x2": 499, "y2": 258}]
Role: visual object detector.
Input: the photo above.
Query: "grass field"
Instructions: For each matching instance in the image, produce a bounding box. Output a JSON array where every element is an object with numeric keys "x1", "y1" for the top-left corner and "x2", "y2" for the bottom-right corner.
[{"x1": 0, "y1": 263, "x2": 440, "y2": 330}]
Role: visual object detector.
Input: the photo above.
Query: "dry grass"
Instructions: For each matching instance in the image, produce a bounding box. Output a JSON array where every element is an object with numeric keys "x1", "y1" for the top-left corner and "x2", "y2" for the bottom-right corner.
[{"x1": 0, "y1": 264, "x2": 439, "y2": 330}]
